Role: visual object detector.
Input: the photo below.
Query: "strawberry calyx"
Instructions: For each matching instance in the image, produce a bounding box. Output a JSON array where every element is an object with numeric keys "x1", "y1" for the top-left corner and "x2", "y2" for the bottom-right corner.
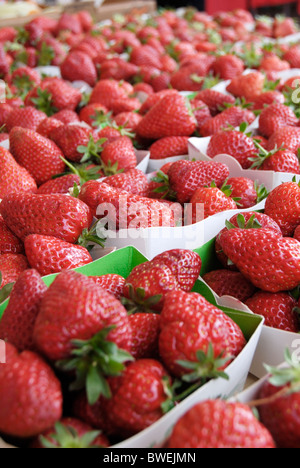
[
  {"x1": 59, "y1": 156, "x2": 103, "y2": 185},
  {"x1": 176, "y1": 344, "x2": 231, "y2": 385},
  {"x1": 77, "y1": 135, "x2": 107, "y2": 164},
  {"x1": 150, "y1": 171, "x2": 177, "y2": 201},
  {"x1": 39, "y1": 422, "x2": 103, "y2": 448},
  {"x1": 37, "y1": 42, "x2": 55, "y2": 67},
  {"x1": 90, "y1": 110, "x2": 113, "y2": 129},
  {"x1": 254, "y1": 180, "x2": 269, "y2": 203},
  {"x1": 225, "y1": 213, "x2": 262, "y2": 231},
  {"x1": 249, "y1": 141, "x2": 285, "y2": 169},
  {"x1": 31, "y1": 87, "x2": 58, "y2": 116},
  {"x1": 0, "y1": 272, "x2": 15, "y2": 301},
  {"x1": 77, "y1": 219, "x2": 106, "y2": 250},
  {"x1": 121, "y1": 284, "x2": 162, "y2": 315},
  {"x1": 56, "y1": 326, "x2": 134, "y2": 405}
]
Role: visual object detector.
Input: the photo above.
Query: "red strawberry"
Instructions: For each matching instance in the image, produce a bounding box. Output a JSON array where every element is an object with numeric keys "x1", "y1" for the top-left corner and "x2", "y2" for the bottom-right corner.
[
  {"x1": 103, "y1": 168, "x2": 149, "y2": 196},
  {"x1": 139, "y1": 89, "x2": 177, "y2": 115},
  {"x1": 258, "y1": 103, "x2": 298, "y2": 138},
  {"x1": 99, "y1": 58, "x2": 139, "y2": 81},
  {"x1": 36, "y1": 117, "x2": 64, "y2": 138},
  {"x1": 9, "y1": 126, "x2": 66, "y2": 186},
  {"x1": 190, "y1": 97, "x2": 211, "y2": 129},
  {"x1": 5, "y1": 106, "x2": 46, "y2": 132},
  {"x1": 104, "y1": 359, "x2": 171, "y2": 438},
  {"x1": 212, "y1": 54, "x2": 244, "y2": 80},
  {"x1": 200, "y1": 107, "x2": 256, "y2": 137},
  {"x1": 203, "y1": 269, "x2": 257, "y2": 302},
  {"x1": 264, "y1": 181, "x2": 300, "y2": 237},
  {"x1": 259, "y1": 55, "x2": 290, "y2": 73},
  {"x1": 100, "y1": 136, "x2": 137, "y2": 173},
  {"x1": 56, "y1": 13, "x2": 82, "y2": 35},
  {"x1": 251, "y1": 90, "x2": 285, "y2": 111},
  {"x1": 128, "y1": 313, "x2": 160, "y2": 360},
  {"x1": 283, "y1": 45, "x2": 300, "y2": 68},
  {"x1": 251, "y1": 148, "x2": 300, "y2": 174},
  {"x1": 0, "y1": 147, "x2": 37, "y2": 198},
  {"x1": 257, "y1": 352, "x2": 300, "y2": 448},
  {"x1": 90, "y1": 274, "x2": 125, "y2": 299},
  {"x1": 60, "y1": 51, "x2": 97, "y2": 87},
  {"x1": 294, "y1": 225, "x2": 300, "y2": 241},
  {"x1": 24, "y1": 234, "x2": 93, "y2": 276},
  {"x1": 123, "y1": 249, "x2": 202, "y2": 311},
  {"x1": 207, "y1": 129, "x2": 257, "y2": 169},
  {"x1": 33, "y1": 270, "x2": 133, "y2": 404},
  {"x1": 0, "y1": 269, "x2": 47, "y2": 350},
  {"x1": 52, "y1": 109, "x2": 80, "y2": 125},
  {"x1": 0, "y1": 253, "x2": 29, "y2": 288},
  {"x1": 267, "y1": 126, "x2": 300, "y2": 154},
  {"x1": 109, "y1": 97, "x2": 141, "y2": 116},
  {"x1": 195, "y1": 89, "x2": 235, "y2": 116},
  {"x1": 79, "y1": 103, "x2": 109, "y2": 127},
  {"x1": 226, "y1": 177, "x2": 261, "y2": 208},
  {"x1": 89, "y1": 79, "x2": 129, "y2": 109},
  {"x1": 0, "y1": 192, "x2": 92, "y2": 244},
  {"x1": 168, "y1": 159, "x2": 230, "y2": 204},
  {"x1": 273, "y1": 17, "x2": 297, "y2": 38},
  {"x1": 159, "y1": 290, "x2": 246, "y2": 378},
  {"x1": 0, "y1": 103, "x2": 13, "y2": 128},
  {"x1": 49, "y1": 125, "x2": 97, "y2": 163},
  {"x1": 0, "y1": 214, "x2": 23, "y2": 255},
  {"x1": 226, "y1": 71, "x2": 265, "y2": 101},
  {"x1": 217, "y1": 226, "x2": 300, "y2": 292},
  {"x1": 136, "y1": 92, "x2": 197, "y2": 139},
  {"x1": 37, "y1": 174, "x2": 80, "y2": 195},
  {"x1": 0, "y1": 342, "x2": 63, "y2": 438},
  {"x1": 113, "y1": 111, "x2": 142, "y2": 132},
  {"x1": 26, "y1": 77, "x2": 82, "y2": 113},
  {"x1": 149, "y1": 136, "x2": 189, "y2": 160},
  {"x1": 245, "y1": 291, "x2": 298, "y2": 332},
  {"x1": 32, "y1": 417, "x2": 109, "y2": 448},
  {"x1": 190, "y1": 185, "x2": 237, "y2": 221},
  {"x1": 78, "y1": 180, "x2": 175, "y2": 228},
  {"x1": 166, "y1": 399, "x2": 275, "y2": 448}
]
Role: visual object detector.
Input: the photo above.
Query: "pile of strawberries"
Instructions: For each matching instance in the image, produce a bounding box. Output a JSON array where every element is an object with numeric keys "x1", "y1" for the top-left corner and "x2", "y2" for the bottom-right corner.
[{"x1": 0, "y1": 4, "x2": 300, "y2": 448}]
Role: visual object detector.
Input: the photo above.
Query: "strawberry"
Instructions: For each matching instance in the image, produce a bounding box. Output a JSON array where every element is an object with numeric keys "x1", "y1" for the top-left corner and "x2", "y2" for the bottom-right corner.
[
  {"x1": 0, "y1": 147, "x2": 37, "y2": 198},
  {"x1": 52, "y1": 109, "x2": 80, "y2": 125},
  {"x1": 190, "y1": 97, "x2": 211, "y2": 129},
  {"x1": 49, "y1": 125, "x2": 98, "y2": 163},
  {"x1": 294, "y1": 225, "x2": 300, "y2": 241},
  {"x1": 109, "y1": 96, "x2": 141, "y2": 116},
  {"x1": 168, "y1": 159, "x2": 230, "y2": 204},
  {"x1": 0, "y1": 342, "x2": 63, "y2": 438},
  {"x1": 257, "y1": 350, "x2": 300, "y2": 448},
  {"x1": 5, "y1": 106, "x2": 46, "y2": 132},
  {"x1": 26, "y1": 77, "x2": 82, "y2": 114},
  {"x1": 99, "y1": 58, "x2": 139, "y2": 81},
  {"x1": 169, "y1": 65, "x2": 205, "y2": 92},
  {"x1": 130, "y1": 44, "x2": 162, "y2": 69},
  {"x1": 78, "y1": 180, "x2": 176, "y2": 228},
  {"x1": 166, "y1": 399, "x2": 275, "y2": 448},
  {"x1": 128, "y1": 313, "x2": 160, "y2": 360},
  {"x1": 264, "y1": 181, "x2": 300, "y2": 237},
  {"x1": 33, "y1": 417, "x2": 109, "y2": 448},
  {"x1": 273, "y1": 17, "x2": 297, "y2": 38},
  {"x1": 123, "y1": 249, "x2": 202, "y2": 311},
  {"x1": 33, "y1": 270, "x2": 133, "y2": 404},
  {"x1": 0, "y1": 269, "x2": 47, "y2": 351},
  {"x1": 215, "y1": 212, "x2": 282, "y2": 270},
  {"x1": 207, "y1": 128, "x2": 257, "y2": 169},
  {"x1": 100, "y1": 136, "x2": 137, "y2": 173},
  {"x1": 79, "y1": 103, "x2": 109, "y2": 127},
  {"x1": 0, "y1": 103, "x2": 13, "y2": 128},
  {"x1": 90, "y1": 274, "x2": 125, "y2": 299},
  {"x1": 60, "y1": 51, "x2": 97, "y2": 87},
  {"x1": 24, "y1": 234, "x2": 93, "y2": 276},
  {"x1": 251, "y1": 90, "x2": 285, "y2": 111},
  {"x1": 0, "y1": 253, "x2": 29, "y2": 288},
  {"x1": 139, "y1": 89, "x2": 177, "y2": 115},
  {"x1": 159, "y1": 290, "x2": 246, "y2": 378},
  {"x1": 103, "y1": 168, "x2": 149, "y2": 196},
  {"x1": 0, "y1": 27, "x2": 17, "y2": 43},
  {"x1": 113, "y1": 111, "x2": 142, "y2": 132},
  {"x1": 283, "y1": 45, "x2": 300, "y2": 68},
  {"x1": 226, "y1": 177, "x2": 264, "y2": 208},
  {"x1": 267, "y1": 126, "x2": 300, "y2": 154},
  {"x1": 9, "y1": 66, "x2": 41, "y2": 97},
  {"x1": 36, "y1": 117, "x2": 64, "y2": 138},
  {"x1": 136, "y1": 92, "x2": 197, "y2": 139},
  {"x1": 245, "y1": 291, "x2": 298, "y2": 332},
  {"x1": 190, "y1": 184, "x2": 237, "y2": 221},
  {"x1": 259, "y1": 55, "x2": 290, "y2": 73},
  {"x1": 195, "y1": 89, "x2": 235, "y2": 116},
  {"x1": 9, "y1": 126, "x2": 66, "y2": 186},
  {"x1": 226, "y1": 71, "x2": 266, "y2": 101},
  {"x1": 0, "y1": 192, "x2": 92, "y2": 244},
  {"x1": 212, "y1": 54, "x2": 244, "y2": 80},
  {"x1": 89, "y1": 79, "x2": 129, "y2": 109},
  {"x1": 258, "y1": 103, "x2": 298, "y2": 138},
  {"x1": 251, "y1": 147, "x2": 300, "y2": 174},
  {"x1": 149, "y1": 136, "x2": 189, "y2": 160},
  {"x1": 200, "y1": 107, "x2": 256, "y2": 137},
  {"x1": 0, "y1": 214, "x2": 23, "y2": 254},
  {"x1": 56, "y1": 13, "x2": 82, "y2": 35},
  {"x1": 217, "y1": 225, "x2": 300, "y2": 292},
  {"x1": 203, "y1": 269, "x2": 257, "y2": 302},
  {"x1": 71, "y1": 391, "x2": 114, "y2": 436},
  {"x1": 104, "y1": 359, "x2": 171, "y2": 438},
  {"x1": 37, "y1": 174, "x2": 81, "y2": 194}
]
